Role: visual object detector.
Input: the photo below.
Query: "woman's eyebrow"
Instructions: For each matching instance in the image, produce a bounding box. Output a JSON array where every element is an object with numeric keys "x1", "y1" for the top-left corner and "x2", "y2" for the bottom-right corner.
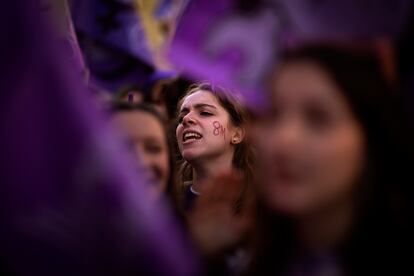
[
  {"x1": 194, "y1": 103, "x2": 217, "y2": 110},
  {"x1": 180, "y1": 103, "x2": 217, "y2": 114},
  {"x1": 179, "y1": 107, "x2": 189, "y2": 115}
]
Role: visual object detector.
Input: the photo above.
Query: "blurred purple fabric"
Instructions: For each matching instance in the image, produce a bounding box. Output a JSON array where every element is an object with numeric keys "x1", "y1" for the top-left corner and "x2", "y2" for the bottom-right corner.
[
  {"x1": 169, "y1": 0, "x2": 412, "y2": 108},
  {"x1": 169, "y1": 0, "x2": 274, "y2": 107},
  {"x1": 0, "y1": 2, "x2": 197, "y2": 275},
  {"x1": 71, "y1": 0, "x2": 153, "y2": 65},
  {"x1": 280, "y1": 0, "x2": 412, "y2": 39},
  {"x1": 69, "y1": 0, "x2": 160, "y2": 93}
]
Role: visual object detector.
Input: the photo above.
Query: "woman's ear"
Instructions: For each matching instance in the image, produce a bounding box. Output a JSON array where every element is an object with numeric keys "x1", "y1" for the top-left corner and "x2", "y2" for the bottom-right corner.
[{"x1": 231, "y1": 127, "x2": 245, "y2": 145}]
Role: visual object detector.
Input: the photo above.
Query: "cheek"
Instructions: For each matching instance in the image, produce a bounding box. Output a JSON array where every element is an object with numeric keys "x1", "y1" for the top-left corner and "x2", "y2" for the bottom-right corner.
[
  {"x1": 262, "y1": 126, "x2": 366, "y2": 215},
  {"x1": 176, "y1": 126, "x2": 184, "y2": 151},
  {"x1": 211, "y1": 120, "x2": 226, "y2": 139},
  {"x1": 160, "y1": 153, "x2": 170, "y2": 179},
  {"x1": 307, "y1": 127, "x2": 365, "y2": 204},
  {"x1": 151, "y1": 149, "x2": 169, "y2": 172},
  {"x1": 151, "y1": 152, "x2": 170, "y2": 190},
  {"x1": 256, "y1": 126, "x2": 272, "y2": 157}
]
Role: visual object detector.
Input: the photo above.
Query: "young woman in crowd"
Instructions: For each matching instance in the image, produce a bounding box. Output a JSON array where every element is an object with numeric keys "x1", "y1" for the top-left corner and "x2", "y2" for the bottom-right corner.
[
  {"x1": 175, "y1": 83, "x2": 255, "y2": 272},
  {"x1": 249, "y1": 44, "x2": 414, "y2": 275},
  {"x1": 175, "y1": 83, "x2": 254, "y2": 211}
]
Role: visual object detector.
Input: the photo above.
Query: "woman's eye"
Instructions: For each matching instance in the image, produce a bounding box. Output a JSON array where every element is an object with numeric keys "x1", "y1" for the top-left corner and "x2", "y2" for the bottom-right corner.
[
  {"x1": 200, "y1": 111, "x2": 212, "y2": 116},
  {"x1": 305, "y1": 106, "x2": 333, "y2": 131},
  {"x1": 146, "y1": 144, "x2": 162, "y2": 154},
  {"x1": 261, "y1": 106, "x2": 281, "y2": 125}
]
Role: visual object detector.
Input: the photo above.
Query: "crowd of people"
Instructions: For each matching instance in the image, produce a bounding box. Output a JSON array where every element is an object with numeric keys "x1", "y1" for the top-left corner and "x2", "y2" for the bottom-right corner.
[
  {"x1": 3, "y1": 1, "x2": 414, "y2": 275},
  {"x1": 101, "y1": 43, "x2": 414, "y2": 275}
]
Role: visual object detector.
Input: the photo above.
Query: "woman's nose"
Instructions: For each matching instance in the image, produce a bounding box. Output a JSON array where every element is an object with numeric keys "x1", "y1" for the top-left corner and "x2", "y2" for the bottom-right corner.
[
  {"x1": 272, "y1": 119, "x2": 304, "y2": 150},
  {"x1": 182, "y1": 113, "x2": 196, "y2": 125}
]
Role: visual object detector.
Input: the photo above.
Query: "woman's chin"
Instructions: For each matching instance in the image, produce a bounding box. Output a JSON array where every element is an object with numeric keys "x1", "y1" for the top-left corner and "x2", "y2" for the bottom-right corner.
[{"x1": 182, "y1": 150, "x2": 201, "y2": 162}]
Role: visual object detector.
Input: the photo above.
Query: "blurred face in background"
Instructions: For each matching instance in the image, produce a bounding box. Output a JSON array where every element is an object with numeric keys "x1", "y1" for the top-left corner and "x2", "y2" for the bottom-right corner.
[
  {"x1": 256, "y1": 60, "x2": 366, "y2": 216},
  {"x1": 111, "y1": 110, "x2": 170, "y2": 200}
]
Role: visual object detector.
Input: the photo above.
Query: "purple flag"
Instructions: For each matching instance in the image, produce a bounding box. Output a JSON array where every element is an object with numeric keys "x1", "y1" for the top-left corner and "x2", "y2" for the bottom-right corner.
[
  {"x1": 169, "y1": 0, "x2": 412, "y2": 108},
  {"x1": 0, "y1": 2, "x2": 198, "y2": 275}
]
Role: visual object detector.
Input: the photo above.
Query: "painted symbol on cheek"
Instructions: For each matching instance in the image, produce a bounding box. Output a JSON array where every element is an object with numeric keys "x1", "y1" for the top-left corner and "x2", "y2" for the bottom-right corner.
[{"x1": 213, "y1": 121, "x2": 226, "y2": 139}]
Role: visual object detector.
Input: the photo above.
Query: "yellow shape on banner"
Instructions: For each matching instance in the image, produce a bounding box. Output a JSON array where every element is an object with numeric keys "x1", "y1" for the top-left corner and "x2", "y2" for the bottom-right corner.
[
  {"x1": 134, "y1": 0, "x2": 171, "y2": 69},
  {"x1": 135, "y1": 0, "x2": 164, "y2": 52}
]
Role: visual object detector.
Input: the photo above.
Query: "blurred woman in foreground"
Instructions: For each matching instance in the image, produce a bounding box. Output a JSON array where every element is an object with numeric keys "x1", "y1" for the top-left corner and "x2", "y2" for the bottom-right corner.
[{"x1": 250, "y1": 44, "x2": 414, "y2": 275}]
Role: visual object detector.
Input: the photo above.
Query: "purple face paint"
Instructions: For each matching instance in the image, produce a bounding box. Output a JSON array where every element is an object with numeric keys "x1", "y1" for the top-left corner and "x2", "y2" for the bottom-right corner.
[{"x1": 213, "y1": 121, "x2": 226, "y2": 139}]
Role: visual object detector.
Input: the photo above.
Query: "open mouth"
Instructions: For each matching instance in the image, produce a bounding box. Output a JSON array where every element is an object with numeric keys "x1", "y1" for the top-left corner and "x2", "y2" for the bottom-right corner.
[{"x1": 182, "y1": 130, "x2": 203, "y2": 143}]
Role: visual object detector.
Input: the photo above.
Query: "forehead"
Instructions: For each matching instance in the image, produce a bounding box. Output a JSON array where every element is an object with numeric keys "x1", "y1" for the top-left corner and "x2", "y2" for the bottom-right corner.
[
  {"x1": 112, "y1": 111, "x2": 165, "y2": 139},
  {"x1": 181, "y1": 90, "x2": 220, "y2": 109},
  {"x1": 272, "y1": 61, "x2": 343, "y2": 103}
]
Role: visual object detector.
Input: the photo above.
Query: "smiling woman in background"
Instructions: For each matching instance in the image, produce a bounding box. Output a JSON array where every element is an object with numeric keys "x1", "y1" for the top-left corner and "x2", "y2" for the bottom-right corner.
[{"x1": 109, "y1": 102, "x2": 176, "y2": 202}]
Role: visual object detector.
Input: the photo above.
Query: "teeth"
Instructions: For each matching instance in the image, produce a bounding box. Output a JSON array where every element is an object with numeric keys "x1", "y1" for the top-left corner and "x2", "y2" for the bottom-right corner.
[{"x1": 183, "y1": 132, "x2": 202, "y2": 141}]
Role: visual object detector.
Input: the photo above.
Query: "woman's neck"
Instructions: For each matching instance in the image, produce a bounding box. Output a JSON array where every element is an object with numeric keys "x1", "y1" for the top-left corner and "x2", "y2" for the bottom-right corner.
[
  {"x1": 191, "y1": 152, "x2": 234, "y2": 193},
  {"x1": 295, "y1": 199, "x2": 354, "y2": 253}
]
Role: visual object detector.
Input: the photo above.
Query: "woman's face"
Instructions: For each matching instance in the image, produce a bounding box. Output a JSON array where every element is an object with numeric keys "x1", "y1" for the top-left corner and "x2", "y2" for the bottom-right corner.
[
  {"x1": 256, "y1": 61, "x2": 366, "y2": 216},
  {"x1": 111, "y1": 111, "x2": 170, "y2": 200},
  {"x1": 176, "y1": 90, "x2": 239, "y2": 164}
]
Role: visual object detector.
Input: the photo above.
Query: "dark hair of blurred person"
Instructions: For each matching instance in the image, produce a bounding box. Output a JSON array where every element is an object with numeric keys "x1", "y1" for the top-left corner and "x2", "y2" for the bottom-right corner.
[
  {"x1": 249, "y1": 44, "x2": 414, "y2": 275},
  {"x1": 153, "y1": 76, "x2": 192, "y2": 121},
  {"x1": 115, "y1": 76, "x2": 192, "y2": 123},
  {"x1": 109, "y1": 102, "x2": 179, "y2": 205},
  {"x1": 115, "y1": 84, "x2": 148, "y2": 104}
]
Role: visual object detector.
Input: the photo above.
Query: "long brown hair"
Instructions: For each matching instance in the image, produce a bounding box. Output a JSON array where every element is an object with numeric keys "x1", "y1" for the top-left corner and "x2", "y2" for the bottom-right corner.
[{"x1": 175, "y1": 82, "x2": 255, "y2": 208}]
